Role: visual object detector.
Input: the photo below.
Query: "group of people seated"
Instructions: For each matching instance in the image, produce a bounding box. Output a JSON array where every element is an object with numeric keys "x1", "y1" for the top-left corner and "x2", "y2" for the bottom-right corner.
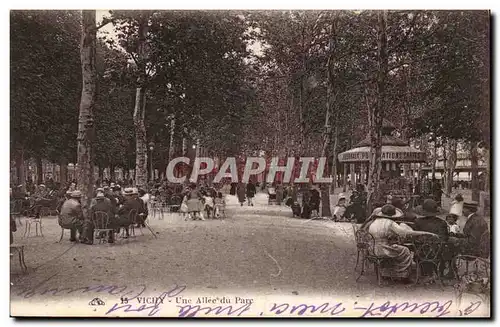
[
  {"x1": 58, "y1": 184, "x2": 149, "y2": 244},
  {"x1": 358, "y1": 196, "x2": 489, "y2": 283},
  {"x1": 179, "y1": 183, "x2": 226, "y2": 220}
]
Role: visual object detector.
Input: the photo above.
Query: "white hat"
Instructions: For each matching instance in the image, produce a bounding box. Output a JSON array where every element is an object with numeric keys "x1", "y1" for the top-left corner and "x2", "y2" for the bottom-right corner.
[
  {"x1": 123, "y1": 188, "x2": 134, "y2": 195},
  {"x1": 71, "y1": 190, "x2": 82, "y2": 198},
  {"x1": 338, "y1": 193, "x2": 346, "y2": 200}
]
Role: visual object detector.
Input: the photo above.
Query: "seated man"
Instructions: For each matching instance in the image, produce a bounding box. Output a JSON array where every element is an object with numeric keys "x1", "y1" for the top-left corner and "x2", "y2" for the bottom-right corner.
[
  {"x1": 117, "y1": 188, "x2": 143, "y2": 238},
  {"x1": 58, "y1": 191, "x2": 90, "y2": 244},
  {"x1": 135, "y1": 188, "x2": 149, "y2": 227},
  {"x1": 90, "y1": 189, "x2": 116, "y2": 243},
  {"x1": 30, "y1": 184, "x2": 52, "y2": 218},
  {"x1": 459, "y1": 201, "x2": 489, "y2": 258}
]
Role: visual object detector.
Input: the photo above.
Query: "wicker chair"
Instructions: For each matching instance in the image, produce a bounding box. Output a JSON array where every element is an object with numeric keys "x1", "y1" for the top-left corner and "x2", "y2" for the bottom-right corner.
[
  {"x1": 92, "y1": 211, "x2": 113, "y2": 244},
  {"x1": 24, "y1": 205, "x2": 44, "y2": 237},
  {"x1": 453, "y1": 255, "x2": 490, "y2": 311},
  {"x1": 355, "y1": 229, "x2": 386, "y2": 286},
  {"x1": 411, "y1": 234, "x2": 444, "y2": 285},
  {"x1": 11, "y1": 199, "x2": 25, "y2": 226},
  {"x1": 122, "y1": 209, "x2": 138, "y2": 238},
  {"x1": 10, "y1": 245, "x2": 28, "y2": 273}
]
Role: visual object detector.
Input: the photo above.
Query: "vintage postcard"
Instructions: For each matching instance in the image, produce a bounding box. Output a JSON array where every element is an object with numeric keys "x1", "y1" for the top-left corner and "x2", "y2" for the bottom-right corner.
[{"x1": 10, "y1": 9, "x2": 490, "y2": 318}]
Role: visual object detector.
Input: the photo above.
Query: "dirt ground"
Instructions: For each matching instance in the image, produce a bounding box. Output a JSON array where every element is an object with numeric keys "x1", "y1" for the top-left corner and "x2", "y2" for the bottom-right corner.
[{"x1": 10, "y1": 192, "x2": 489, "y2": 317}]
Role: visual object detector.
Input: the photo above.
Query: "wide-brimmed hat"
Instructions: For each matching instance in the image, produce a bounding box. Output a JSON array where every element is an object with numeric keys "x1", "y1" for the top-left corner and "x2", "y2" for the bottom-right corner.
[
  {"x1": 96, "y1": 187, "x2": 104, "y2": 192},
  {"x1": 39, "y1": 184, "x2": 46, "y2": 188},
  {"x1": 96, "y1": 192, "x2": 105, "y2": 199},
  {"x1": 123, "y1": 188, "x2": 134, "y2": 195},
  {"x1": 463, "y1": 201, "x2": 479, "y2": 209},
  {"x1": 338, "y1": 193, "x2": 346, "y2": 200},
  {"x1": 70, "y1": 190, "x2": 82, "y2": 198},
  {"x1": 65, "y1": 190, "x2": 72, "y2": 195},
  {"x1": 415, "y1": 199, "x2": 442, "y2": 216},
  {"x1": 375, "y1": 204, "x2": 403, "y2": 219}
]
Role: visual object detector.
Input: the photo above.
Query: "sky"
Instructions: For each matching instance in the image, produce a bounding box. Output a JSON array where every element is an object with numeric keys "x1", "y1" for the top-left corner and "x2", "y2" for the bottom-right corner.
[{"x1": 94, "y1": 10, "x2": 265, "y2": 56}]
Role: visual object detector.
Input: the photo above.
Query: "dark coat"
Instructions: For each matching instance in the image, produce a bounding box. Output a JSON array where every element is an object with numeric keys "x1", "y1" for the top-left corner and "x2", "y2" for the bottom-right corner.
[
  {"x1": 246, "y1": 183, "x2": 256, "y2": 198},
  {"x1": 414, "y1": 216, "x2": 449, "y2": 241},
  {"x1": 90, "y1": 198, "x2": 116, "y2": 227},
  {"x1": 135, "y1": 197, "x2": 148, "y2": 224},
  {"x1": 105, "y1": 193, "x2": 118, "y2": 210},
  {"x1": 463, "y1": 213, "x2": 489, "y2": 257},
  {"x1": 237, "y1": 184, "x2": 246, "y2": 203},
  {"x1": 117, "y1": 197, "x2": 142, "y2": 226}
]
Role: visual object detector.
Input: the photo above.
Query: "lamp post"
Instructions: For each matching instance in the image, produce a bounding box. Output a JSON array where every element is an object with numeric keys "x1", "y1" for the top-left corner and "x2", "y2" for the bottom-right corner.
[{"x1": 149, "y1": 142, "x2": 155, "y2": 182}]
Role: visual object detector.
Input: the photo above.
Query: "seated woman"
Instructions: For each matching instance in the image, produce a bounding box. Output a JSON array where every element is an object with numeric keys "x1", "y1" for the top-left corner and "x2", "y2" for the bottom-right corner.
[{"x1": 361, "y1": 204, "x2": 439, "y2": 280}]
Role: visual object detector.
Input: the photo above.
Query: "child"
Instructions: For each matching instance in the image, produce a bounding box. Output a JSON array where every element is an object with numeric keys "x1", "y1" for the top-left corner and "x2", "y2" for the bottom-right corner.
[
  {"x1": 203, "y1": 191, "x2": 214, "y2": 219},
  {"x1": 214, "y1": 192, "x2": 225, "y2": 219},
  {"x1": 446, "y1": 214, "x2": 460, "y2": 234},
  {"x1": 181, "y1": 194, "x2": 190, "y2": 221},
  {"x1": 291, "y1": 201, "x2": 302, "y2": 217},
  {"x1": 449, "y1": 194, "x2": 464, "y2": 217},
  {"x1": 333, "y1": 193, "x2": 347, "y2": 221}
]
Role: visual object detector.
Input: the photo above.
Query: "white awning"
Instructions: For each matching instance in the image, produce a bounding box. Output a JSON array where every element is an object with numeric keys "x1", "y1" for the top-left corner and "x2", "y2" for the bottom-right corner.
[{"x1": 338, "y1": 145, "x2": 426, "y2": 163}]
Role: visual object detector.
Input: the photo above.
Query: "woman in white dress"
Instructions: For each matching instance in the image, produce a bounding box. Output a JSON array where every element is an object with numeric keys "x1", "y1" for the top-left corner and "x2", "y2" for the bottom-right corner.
[{"x1": 361, "y1": 204, "x2": 438, "y2": 279}]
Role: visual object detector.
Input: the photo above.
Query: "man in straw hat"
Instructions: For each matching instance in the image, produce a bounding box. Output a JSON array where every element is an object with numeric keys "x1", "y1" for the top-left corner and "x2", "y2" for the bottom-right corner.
[
  {"x1": 58, "y1": 190, "x2": 87, "y2": 243},
  {"x1": 90, "y1": 188, "x2": 117, "y2": 243}
]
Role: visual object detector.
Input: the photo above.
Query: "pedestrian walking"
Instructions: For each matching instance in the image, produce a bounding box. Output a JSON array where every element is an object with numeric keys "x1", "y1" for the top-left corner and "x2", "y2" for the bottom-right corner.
[
  {"x1": 237, "y1": 182, "x2": 246, "y2": 206},
  {"x1": 246, "y1": 181, "x2": 256, "y2": 206}
]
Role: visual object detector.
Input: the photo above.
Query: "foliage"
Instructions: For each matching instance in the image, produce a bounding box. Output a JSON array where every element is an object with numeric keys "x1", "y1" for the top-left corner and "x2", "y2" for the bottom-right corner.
[{"x1": 11, "y1": 10, "x2": 81, "y2": 163}]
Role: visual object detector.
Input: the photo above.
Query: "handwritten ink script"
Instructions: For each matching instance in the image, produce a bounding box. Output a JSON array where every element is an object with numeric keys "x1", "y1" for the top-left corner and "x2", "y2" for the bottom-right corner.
[
  {"x1": 12, "y1": 275, "x2": 484, "y2": 317},
  {"x1": 175, "y1": 299, "x2": 483, "y2": 318},
  {"x1": 105, "y1": 285, "x2": 186, "y2": 317}
]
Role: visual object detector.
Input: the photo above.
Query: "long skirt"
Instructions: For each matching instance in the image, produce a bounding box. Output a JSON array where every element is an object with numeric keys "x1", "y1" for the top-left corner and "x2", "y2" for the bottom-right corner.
[
  {"x1": 187, "y1": 198, "x2": 202, "y2": 212},
  {"x1": 374, "y1": 244, "x2": 413, "y2": 278}
]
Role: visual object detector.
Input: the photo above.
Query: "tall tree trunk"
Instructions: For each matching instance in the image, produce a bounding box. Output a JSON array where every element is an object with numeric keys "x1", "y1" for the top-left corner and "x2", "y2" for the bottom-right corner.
[
  {"x1": 133, "y1": 15, "x2": 149, "y2": 188},
  {"x1": 444, "y1": 139, "x2": 457, "y2": 195},
  {"x1": 77, "y1": 10, "x2": 97, "y2": 217},
  {"x1": 320, "y1": 19, "x2": 338, "y2": 218},
  {"x1": 182, "y1": 127, "x2": 188, "y2": 156},
  {"x1": 330, "y1": 127, "x2": 339, "y2": 192},
  {"x1": 36, "y1": 156, "x2": 43, "y2": 184},
  {"x1": 60, "y1": 158, "x2": 68, "y2": 185},
  {"x1": 15, "y1": 148, "x2": 26, "y2": 192},
  {"x1": 366, "y1": 11, "x2": 388, "y2": 212},
  {"x1": 109, "y1": 165, "x2": 115, "y2": 181},
  {"x1": 470, "y1": 142, "x2": 479, "y2": 202},
  {"x1": 134, "y1": 89, "x2": 147, "y2": 187},
  {"x1": 168, "y1": 114, "x2": 175, "y2": 163},
  {"x1": 401, "y1": 65, "x2": 411, "y2": 178},
  {"x1": 342, "y1": 163, "x2": 347, "y2": 192},
  {"x1": 431, "y1": 141, "x2": 437, "y2": 180},
  {"x1": 484, "y1": 147, "x2": 490, "y2": 192}
]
